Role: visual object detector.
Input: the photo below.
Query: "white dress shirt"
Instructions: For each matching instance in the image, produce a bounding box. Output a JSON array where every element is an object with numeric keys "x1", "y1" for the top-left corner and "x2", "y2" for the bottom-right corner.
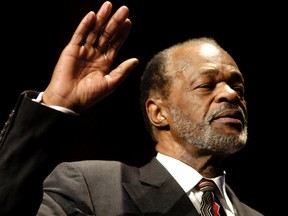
[{"x1": 156, "y1": 152, "x2": 236, "y2": 216}]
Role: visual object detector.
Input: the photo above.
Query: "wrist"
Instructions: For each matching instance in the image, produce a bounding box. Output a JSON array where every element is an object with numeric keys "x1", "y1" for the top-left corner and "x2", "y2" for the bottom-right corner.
[{"x1": 32, "y1": 92, "x2": 78, "y2": 116}]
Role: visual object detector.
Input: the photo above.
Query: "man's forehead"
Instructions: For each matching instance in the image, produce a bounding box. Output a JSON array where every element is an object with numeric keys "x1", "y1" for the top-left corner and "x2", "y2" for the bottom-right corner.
[{"x1": 198, "y1": 43, "x2": 220, "y2": 56}]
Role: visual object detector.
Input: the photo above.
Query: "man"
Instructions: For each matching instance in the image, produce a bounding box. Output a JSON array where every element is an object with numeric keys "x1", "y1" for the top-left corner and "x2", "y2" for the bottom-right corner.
[{"x1": 0, "y1": 1, "x2": 263, "y2": 215}]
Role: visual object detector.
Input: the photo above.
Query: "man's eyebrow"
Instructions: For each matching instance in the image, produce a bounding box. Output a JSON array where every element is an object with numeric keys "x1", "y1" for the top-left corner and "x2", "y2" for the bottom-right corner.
[{"x1": 198, "y1": 69, "x2": 243, "y2": 78}]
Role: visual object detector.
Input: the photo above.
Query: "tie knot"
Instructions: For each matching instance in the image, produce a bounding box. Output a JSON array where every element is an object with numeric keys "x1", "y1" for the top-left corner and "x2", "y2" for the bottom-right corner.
[{"x1": 198, "y1": 179, "x2": 217, "y2": 192}]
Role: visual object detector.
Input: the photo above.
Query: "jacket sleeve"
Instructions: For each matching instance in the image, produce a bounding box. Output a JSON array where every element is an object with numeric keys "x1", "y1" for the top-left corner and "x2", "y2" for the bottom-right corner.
[{"x1": 0, "y1": 90, "x2": 80, "y2": 216}]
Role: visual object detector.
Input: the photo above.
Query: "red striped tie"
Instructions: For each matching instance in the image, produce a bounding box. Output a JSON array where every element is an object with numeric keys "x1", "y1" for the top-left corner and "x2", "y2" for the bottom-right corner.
[{"x1": 197, "y1": 179, "x2": 226, "y2": 216}]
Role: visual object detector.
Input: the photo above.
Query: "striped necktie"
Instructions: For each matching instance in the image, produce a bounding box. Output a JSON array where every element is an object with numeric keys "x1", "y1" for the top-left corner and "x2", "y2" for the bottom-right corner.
[{"x1": 197, "y1": 179, "x2": 226, "y2": 216}]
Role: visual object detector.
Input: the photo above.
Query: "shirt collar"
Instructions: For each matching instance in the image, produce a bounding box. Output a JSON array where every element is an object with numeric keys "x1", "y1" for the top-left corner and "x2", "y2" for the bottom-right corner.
[{"x1": 156, "y1": 152, "x2": 226, "y2": 195}]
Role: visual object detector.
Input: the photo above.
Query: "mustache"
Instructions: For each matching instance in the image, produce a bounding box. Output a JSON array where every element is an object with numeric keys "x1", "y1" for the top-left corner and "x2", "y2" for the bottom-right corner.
[{"x1": 207, "y1": 103, "x2": 247, "y2": 124}]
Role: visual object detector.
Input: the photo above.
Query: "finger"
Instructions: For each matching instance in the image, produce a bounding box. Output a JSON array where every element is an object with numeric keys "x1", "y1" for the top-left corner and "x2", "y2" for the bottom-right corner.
[
  {"x1": 105, "y1": 58, "x2": 139, "y2": 88},
  {"x1": 69, "y1": 1, "x2": 113, "y2": 47},
  {"x1": 85, "y1": 1, "x2": 113, "y2": 45},
  {"x1": 105, "y1": 19, "x2": 132, "y2": 63},
  {"x1": 69, "y1": 11, "x2": 96, "y2": 46},
  {"x1": 96, "y1": 5, "x2": 130, "y2": 53}
]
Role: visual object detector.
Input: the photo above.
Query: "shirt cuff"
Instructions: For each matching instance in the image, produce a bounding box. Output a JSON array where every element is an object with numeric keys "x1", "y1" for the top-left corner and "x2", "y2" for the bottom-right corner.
[{"x1": 32, "y1": 92, "x2": 79, "y2": 116}]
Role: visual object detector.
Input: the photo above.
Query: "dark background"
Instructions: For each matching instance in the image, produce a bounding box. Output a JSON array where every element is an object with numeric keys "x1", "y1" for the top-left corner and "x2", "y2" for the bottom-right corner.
[{"x1": 0, "y1": 1, "x2": 286, "y2": 215}]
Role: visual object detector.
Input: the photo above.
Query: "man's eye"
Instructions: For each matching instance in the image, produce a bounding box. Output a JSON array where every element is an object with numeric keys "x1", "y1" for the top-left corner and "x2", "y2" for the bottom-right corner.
[
  {"x1": 233, "y1": 87, "x2": 245, "y2": 96},
  {"x1": 199, "y1": 84, "x2": 214, "y2": 89}
]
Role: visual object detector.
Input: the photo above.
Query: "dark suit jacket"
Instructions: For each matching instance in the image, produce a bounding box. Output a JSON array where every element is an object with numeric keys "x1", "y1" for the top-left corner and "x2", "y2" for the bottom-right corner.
[
  {"x1": 0, "y1": 91, "x2": 81, "y2": 216},
  {"x1": 0, "y1": 91, "x2": 264, "y2": 216},
  {"x1": 40, "y1": 158, "x2": 264, "y2": 216}
]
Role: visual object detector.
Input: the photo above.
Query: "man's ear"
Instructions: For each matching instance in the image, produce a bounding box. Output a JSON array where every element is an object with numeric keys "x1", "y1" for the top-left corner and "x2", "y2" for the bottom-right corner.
[{"x1": 146, "y1": 98, "x2": 168, "y2": 127}]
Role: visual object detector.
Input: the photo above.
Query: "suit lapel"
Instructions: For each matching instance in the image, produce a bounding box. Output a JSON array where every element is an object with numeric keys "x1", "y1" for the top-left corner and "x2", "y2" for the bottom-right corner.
[{"x1": 123, "y1": 158, "x2": 199, "y2": 215}]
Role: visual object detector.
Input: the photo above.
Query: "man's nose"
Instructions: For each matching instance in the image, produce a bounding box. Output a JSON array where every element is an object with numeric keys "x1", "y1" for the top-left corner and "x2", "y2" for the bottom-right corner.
[{"x1": 214, "y1": 83, "x2": 240, "y2": 103}]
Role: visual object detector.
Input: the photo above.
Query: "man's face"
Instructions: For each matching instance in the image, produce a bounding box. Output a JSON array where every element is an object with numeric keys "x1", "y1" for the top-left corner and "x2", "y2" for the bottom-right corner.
[{"x1": 166, "y1": 43, "x2": 248, "y2": 155}]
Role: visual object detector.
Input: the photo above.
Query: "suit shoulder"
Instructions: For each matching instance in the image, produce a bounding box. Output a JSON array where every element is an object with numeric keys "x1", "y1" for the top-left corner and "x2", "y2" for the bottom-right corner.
[{"x1": 57, "y1": 160, "x2": 139, "y2": 177}]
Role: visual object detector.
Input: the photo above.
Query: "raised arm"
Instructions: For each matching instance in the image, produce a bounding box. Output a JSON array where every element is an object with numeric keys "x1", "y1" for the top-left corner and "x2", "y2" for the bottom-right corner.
[{"x1": 0, "y1": 2, "x2": 138, "y2": 215}]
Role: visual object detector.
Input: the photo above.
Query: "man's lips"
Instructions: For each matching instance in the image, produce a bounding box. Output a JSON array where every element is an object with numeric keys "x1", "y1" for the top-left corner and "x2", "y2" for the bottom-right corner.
[{"x1": 212, "y1": 109, "x2": 245, "y2": 125}]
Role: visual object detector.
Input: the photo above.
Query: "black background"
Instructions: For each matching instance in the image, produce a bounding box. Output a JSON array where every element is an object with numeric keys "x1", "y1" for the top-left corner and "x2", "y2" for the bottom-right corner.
[{"x1": 0, "y1": 1, "x2": 286, "y2": 215}]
